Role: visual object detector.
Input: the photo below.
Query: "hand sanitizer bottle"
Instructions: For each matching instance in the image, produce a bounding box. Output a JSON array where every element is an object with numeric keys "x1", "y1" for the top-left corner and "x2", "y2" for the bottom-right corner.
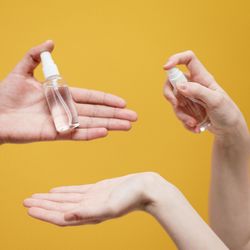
[
  {"x1": 167, "y1": 67, "x2": 210, "y2": 132},
  {"x1": 40, "y1": 51, "x2": 80, "y2": 133}
]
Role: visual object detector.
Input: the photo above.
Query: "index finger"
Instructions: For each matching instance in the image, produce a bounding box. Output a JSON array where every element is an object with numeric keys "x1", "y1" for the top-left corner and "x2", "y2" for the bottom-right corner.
[
  {"x1": 70, "y1": 87, "x2": 127, "y2": 108},
  {"x1": 163, "y1": 50, "x2": 218, "y2": 89},
  {"x1": 163, "y1": 50, "x2": 209, "y2": 75}
]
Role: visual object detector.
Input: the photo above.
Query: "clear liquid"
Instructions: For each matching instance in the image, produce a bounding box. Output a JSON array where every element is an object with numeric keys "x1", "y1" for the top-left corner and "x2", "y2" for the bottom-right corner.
[
  {"x1": 44, "y1": 78, "x2": 79, "y2": 133},
  {"x1": 175, "y1": 90, "x2": 210, "y2": 132},
  {"x1": 168, "y1": 68, "x2": 210, "y2": 132}
]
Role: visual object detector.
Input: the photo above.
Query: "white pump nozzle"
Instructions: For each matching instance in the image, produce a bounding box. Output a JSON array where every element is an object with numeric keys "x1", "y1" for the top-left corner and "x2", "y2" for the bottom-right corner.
[
  {"x1": 167, "y1": 67, "x2": 183, "y2": 81},
  {"x1": 167, "y1": 67, "x2": 188, "y2": 87},
  {"x1": 40, "y1": 51, "x2": 60, "y2": 79}
]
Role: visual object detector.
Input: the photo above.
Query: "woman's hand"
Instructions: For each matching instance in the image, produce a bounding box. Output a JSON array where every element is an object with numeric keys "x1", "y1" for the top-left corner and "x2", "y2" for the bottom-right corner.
[
  {"x1": 0, "y1": 41, "x2": 137, "y2": 143},
  {"x1": 164, "y1": 51, "x2": 250, "y2": 249},
  {"x1": 163, "y1": 50, "x2": 249, "y2": 142},
  {"x1": 23, "y1": 172, "x2": 161, "y2": 226},
  {"x1": 23, "y1": 172, "x2": 228, "y2": 249}
]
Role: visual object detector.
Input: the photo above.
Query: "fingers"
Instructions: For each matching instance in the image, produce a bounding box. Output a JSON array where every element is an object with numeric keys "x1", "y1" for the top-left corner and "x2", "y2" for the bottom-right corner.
[
  {"x1": 50, "y1": 184, "x2": 93, "y2": 194},
  {"x1": 56, "y1": 128, "x2": 108, "y2": 141},
  {"x1": 24, "y1": 198, "x2": 77, "y2": 212},
  {"x1": 174, "y1": 107, "x2": 198, "y2": 128},
  {"x1": 163, "y1": 50, "x2": 209, "y2": 76},
  {"x1": 70, "y1": 88, "x2": 127, "y2": 108},
  {"x1": 64, "y1": 206, "x2": 106, "y2": 223},
  {"x1": 163, "y1": 80, "x2": 178, "y2": 107},
  {"x1": 30, "y1": 193, "x2": 84, "y2": 203},
  {"x1": 25, "y1": 199, "x2": 106, "y2": 225},
  {"x1": 28, "y1": 207, "x2": 65, "y2": 226},
  {"x1": 27, "y1": 207, "x2": 81, "y2": 226},
  {"x1": 175, "y1": 81, "x2": 221, "y2": 109},
  {"x1": 12, "y1": 40, "x2": 54, "y2": 76},
  {"x1": 183, "y1": 123, "x2": 200, "y2": 133},
  {"x1": 78, "y1": 116, "x2": 132, "y2": 130},
  {"x1": 163, "y1": 50, "x2": 218, "y2": 88},
  {"x1": 64, "y1": 209, "x2": 85, "y2": 222},
  {"x1": 164, "y1": 79, "x2": 199, "y2": 129},
  {"x1": 76, "y1": 103, "x2": 137, "y2": 121}
]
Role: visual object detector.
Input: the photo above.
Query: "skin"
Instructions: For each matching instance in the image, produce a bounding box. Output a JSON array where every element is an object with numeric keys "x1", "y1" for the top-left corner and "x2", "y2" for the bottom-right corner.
[
  {"x1": 21, "y1": 49, "x2": 249, "y2": 248},
  {"x1": 163, "y1": 50, "x2": 250, "y2": 250},
  {"x1": 23, "y1": 172, "x2": 228, "y2": 250},
  {"x1": 0, "y1": 40, "x2": 137, "y2": 143}
]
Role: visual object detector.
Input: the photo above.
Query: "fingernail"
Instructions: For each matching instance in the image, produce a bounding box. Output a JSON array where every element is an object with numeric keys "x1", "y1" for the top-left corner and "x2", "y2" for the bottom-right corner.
[
  {"x1": 45, "y1": 39, "x2": 53, "y2": 43},
  {"x1": 130, "y1": 111, "x2": 138, "y2": 121},
  {"x1": 163, "y1": 60, "x2": 172, "y2": 69}
]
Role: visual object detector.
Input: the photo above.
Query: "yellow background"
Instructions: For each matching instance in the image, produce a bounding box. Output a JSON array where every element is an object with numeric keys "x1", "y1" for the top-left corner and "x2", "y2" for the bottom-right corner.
[{"x1": 0, "y1": 0, "x2": 249, "y2": 249}]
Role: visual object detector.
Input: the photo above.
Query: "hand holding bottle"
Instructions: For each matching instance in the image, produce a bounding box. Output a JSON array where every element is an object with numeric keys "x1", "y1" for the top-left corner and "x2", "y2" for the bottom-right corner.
[
  {"x1": 163, "y1": 50, "x2": 248, "y2": 141},
  {"x1": 0, "y1": 41, "x2": 137, "y2": 143}
]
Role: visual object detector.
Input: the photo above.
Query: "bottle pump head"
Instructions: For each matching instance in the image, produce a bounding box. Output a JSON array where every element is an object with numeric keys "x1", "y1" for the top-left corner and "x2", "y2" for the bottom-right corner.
[
  {"x1": 40, "y1": 51, "x2": 60, "y2": 79},
  {"x1": 167, "y1": 67, "x2": 182, "y2": 81}
]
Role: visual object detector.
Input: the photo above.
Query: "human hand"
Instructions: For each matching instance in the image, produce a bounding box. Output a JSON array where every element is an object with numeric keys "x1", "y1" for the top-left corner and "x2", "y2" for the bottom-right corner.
[
  {"x1": 163, "y1": 51, "x2": 249, "y2": 141},
  {"x1": 23, "y1": 172, "x2": 228, "y2": 249},
  {"x1": 23, "y1": 172, "x2": 166, "y2": 226},
  {"x1": 0, "y1": 41, "x2": 137, "y2": 143}
]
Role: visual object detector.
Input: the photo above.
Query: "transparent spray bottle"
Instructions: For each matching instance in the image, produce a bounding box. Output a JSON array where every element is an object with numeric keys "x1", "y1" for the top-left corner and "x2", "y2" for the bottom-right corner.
[
  {"x1": 41, "y1": 51, "x2": 80, "y2": 133},
  {"x1": 167, "y1": 67, "x2": 210, "y2": 132}
]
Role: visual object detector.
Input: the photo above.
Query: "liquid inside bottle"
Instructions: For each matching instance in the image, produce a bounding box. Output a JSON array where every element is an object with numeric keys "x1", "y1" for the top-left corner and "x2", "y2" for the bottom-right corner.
[
  {"x1": 44, "y1": 76, "x2": 80, "y2": 133},
  {"x1": 168, "y1": 67, "x2": 210, "y2": 132},
  {"x1": 174, "y1": 90, "x2": 209, "y2": 132}
]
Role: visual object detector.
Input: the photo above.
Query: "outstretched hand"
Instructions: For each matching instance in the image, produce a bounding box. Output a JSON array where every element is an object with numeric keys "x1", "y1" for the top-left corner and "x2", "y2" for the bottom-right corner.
[
  {"x1": 23, "y1": 173, "x2": 157, "y2": 226},
  {"x1": 0, "y1": 41, "x2": 137, "y2": 143},
  {"x1": 23, "y1": 173, "x2": 228, "y2": 250}
]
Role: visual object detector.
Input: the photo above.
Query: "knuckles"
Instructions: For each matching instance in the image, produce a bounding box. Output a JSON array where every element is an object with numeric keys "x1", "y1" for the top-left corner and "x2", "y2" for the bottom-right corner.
[
  {"x1": 209, "y1": 92, "x2": 225, "y2": 110},
  {"x1": 186, "y1": 50, "x2": 195, "y2": 58}
]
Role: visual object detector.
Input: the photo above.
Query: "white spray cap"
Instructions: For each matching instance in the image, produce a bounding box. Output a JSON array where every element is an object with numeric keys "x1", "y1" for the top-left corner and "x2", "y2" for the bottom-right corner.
[
  {"x1": 167, "y1": 67, "x2": 188, "y2": 87},
  {"x1": 40, "y1": 51, "x2": 60, "y2": 79},
  {"x1": 167, "y1": 67, "x2": 182, "y2": 81}
]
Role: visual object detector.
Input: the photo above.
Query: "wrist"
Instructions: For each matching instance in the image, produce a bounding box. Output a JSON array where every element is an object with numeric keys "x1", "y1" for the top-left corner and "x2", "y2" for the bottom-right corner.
[
  {"x1": 140, "y1": 172, "x2": 181, "y2": 215},
  {"x1": 214, "y1": 117, "x2": 249, "y2": 150}
]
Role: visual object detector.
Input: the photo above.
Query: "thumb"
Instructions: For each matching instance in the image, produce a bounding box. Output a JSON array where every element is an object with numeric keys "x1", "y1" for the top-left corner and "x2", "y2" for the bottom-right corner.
[
  {"x1": 65, "y1": 206, "x2": 104, "y2": 223},
  {"x1": 64, "y1": 207, "x2": 90, "y2": 222},
  {"x1": 12, "y1": 40, "x2": 54, "y2": 76},
  {"x1": 176, "y1": 81, "x2": 221, "y2": 109},
  {"x1": 64, "y1": 211, "x2": 82, "y2": 222}
]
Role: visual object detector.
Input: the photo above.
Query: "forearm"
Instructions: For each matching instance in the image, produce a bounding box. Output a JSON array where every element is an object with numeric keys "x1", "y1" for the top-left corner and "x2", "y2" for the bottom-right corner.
[
  {"x1": 209, "y1": 120, "x2": 250, "y2": 249},
  {"x1": 144, "y1": 175, "x2": 228, "y2": 250}
]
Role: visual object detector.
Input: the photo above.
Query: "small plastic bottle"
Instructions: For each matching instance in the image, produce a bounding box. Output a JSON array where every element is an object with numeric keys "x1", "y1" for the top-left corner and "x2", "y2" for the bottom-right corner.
[
  {"x1": 41, "y1": 51, "x2": 80, "y2": 133},
  {"x1": 167, "y1": 67, "x2": 210, "y2": 132}
]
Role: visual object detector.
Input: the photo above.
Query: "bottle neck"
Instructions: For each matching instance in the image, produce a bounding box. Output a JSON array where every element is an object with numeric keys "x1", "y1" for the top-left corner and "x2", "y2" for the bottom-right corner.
[
  {"x1": 46, "y1": 74, "x2": 61, "y2": 81},
  {"x1": 44, "y1": 74, "x2": 62, "y2": 87}
]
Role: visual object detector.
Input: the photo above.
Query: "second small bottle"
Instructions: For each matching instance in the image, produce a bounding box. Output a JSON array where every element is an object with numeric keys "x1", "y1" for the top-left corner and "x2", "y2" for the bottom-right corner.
[
  {"x1": 41, "y1": 51, "x2": 80, "y2": 133},
  {"x1": 167, "y1": 67, "x2": 210, "y2": 132}
]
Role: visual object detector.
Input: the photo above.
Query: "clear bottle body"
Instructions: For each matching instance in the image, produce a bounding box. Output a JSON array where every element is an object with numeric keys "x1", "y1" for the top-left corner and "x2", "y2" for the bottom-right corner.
[
  {"x1": 44, "y1": 75, "x2": 79, "y2": 133},
  {"x1": 169, "y1": 71, "x2": 210, "y2": 132}
]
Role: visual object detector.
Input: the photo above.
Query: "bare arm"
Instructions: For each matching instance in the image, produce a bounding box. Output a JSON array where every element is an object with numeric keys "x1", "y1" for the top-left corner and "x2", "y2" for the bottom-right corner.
[
  {"x1": 23, "y1": 172, "x2": 227, "y2": 250},
  {"x1": 210, "y1": 121, "x2": 250, "y2": 250},
  {"x1": 163, "y1": 50, "x2": 250, "y2": 249}
]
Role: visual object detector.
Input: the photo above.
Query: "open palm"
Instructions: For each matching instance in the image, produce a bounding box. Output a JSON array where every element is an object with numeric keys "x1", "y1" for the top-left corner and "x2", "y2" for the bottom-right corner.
[
  {"x1": 24, "y1": 173, "x2": 149, "y2": 226},
  {"x1": 0, "y1": 41, "x2": 137, "y2": 143}
]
